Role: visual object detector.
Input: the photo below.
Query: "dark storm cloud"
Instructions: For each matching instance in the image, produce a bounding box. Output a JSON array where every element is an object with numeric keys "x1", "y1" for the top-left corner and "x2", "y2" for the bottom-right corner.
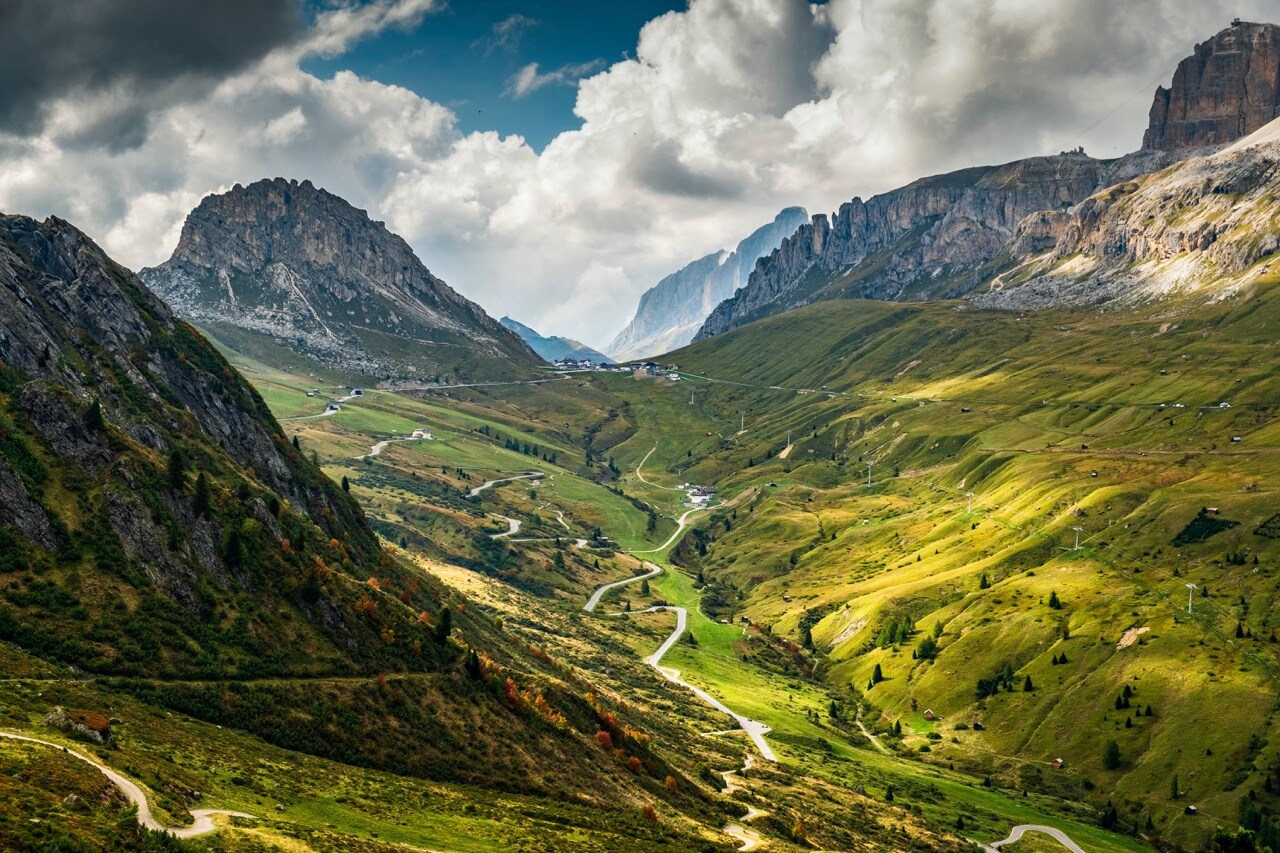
[{"x1": 0, "y1": 0, "x2": 304, "y2": 139}]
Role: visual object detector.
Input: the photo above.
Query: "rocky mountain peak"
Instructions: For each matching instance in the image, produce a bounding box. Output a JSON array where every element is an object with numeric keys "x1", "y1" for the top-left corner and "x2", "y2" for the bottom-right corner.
[
  {"x1": 143, "y1": 178, "x2": 538, "y2": 382},
  {"x1": 1143, "y1": 20, "x2": 1280, "y2": 150}
]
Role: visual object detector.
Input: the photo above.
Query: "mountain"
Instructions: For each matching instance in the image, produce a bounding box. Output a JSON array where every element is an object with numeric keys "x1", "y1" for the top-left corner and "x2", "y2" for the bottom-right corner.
[
  {"x1": 694, "y1": 153, "x2": 1135, "y2": 340},
  {"x1": 609, "y1": 206, "x2": 808, "y2": 360},
  {"x1": 499, "y1": 316, "x2": 611, "y2": 363},
  {"x1": 694, "y1": 22, "x2": 1280, "y2": 342},
  {"x1": 140, "y1": 178, "x2": 540, "y2": 383},
  {"x1": 0, "y1": 211, "x2": 436, "y2": 678},
  {"x1": 985, "y1": 114, "x2": 1280, "y2": 308},
  {"x1": 1144, "y1": 20, "x2": 1280, "y2": 150}
]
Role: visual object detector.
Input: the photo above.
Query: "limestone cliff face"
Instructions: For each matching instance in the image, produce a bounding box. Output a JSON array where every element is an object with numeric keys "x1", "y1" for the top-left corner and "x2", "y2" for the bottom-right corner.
[
  {"x1": 141, "y1": 178, "x2": 538, "y2": 382},
  {"x1": 609, "y1": 207, "x2": 808, "y2": 360},
  {"x1": 1144, "y1": 21, "x2": 1280, "y2": 151},
  {"x1": 695, "y1": 154, "x2": 1109, "y2": 340},
  {"x1": 987, "y1": 121, "x2": 1280, "y2": 308}
]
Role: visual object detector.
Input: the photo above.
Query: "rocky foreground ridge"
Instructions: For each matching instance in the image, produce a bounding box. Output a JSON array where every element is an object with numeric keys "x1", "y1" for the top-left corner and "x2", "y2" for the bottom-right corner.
[{"x1": 142, "y1": 178, "x2": 538, "y2": 382}]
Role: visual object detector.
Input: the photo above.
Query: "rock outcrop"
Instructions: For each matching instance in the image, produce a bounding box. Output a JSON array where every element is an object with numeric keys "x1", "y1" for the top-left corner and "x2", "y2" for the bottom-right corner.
[
  {"x1": 610, "y1": 207, "x2": 808, "y2": 360},
  {"x1": 1144, "y1": 21, "x2": 1280, "y2": 151},
  {"x1": 141, "y1": 178, "x2": 538, "y2": 383},
  {"x1": 695, "y1": 154, "x2": 1111, "y2": 340},
  {"x1": 985, "y1": 117, "x2": 1280, "y2": 308}
]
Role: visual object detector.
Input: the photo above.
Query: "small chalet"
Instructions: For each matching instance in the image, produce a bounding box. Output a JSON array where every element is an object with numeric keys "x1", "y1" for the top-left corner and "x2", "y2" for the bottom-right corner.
[
  {"x1": 1051, "y1": 758, "x2": 1065, "y2": 770},
  {"x1": 923, "y1": 709, "x2": 936, "y2": 721}
]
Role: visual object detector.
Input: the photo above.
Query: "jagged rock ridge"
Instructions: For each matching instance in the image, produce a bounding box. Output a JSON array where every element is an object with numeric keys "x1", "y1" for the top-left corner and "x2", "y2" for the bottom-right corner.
[
  {"x1": 983, "y1": 116, "x2": 1280, "y2": 308},
  {"x1": 1144, "y1": 21, "x2": 1280, "y2": 151},
  {"x1": 141, "y1": 178, "x2": 539, "y2": 382},
  {"x1": 609, "y1": 207, "x2": 808, "y2": 360},
  {"x1": 694, "y1": 154, "x2": 1126, "y2": 340}
]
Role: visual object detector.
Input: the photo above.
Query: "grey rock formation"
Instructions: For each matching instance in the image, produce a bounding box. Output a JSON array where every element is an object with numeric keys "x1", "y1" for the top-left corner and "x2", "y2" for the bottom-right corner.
[
  {"x1": 984, "y1": 122, "x2": 1280, "y2": 308},
  {"x1": 1144, "y1": 21, "x2": 1280, "y2": 151},
  {"x1": 141, "y1": 178, "x2": 538, "y2": 382},
  {"x1": 695, "y1": 154, "x2": 1113, "y2": 340},
  {"x1": 609, "y1": 207, "x2": 808, "y2": 360}
]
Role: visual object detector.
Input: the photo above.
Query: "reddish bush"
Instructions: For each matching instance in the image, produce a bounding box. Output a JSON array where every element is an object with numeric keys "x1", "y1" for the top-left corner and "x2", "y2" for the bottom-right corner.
[
  {"x1": 641, "y1": 805, "x2": 658, "y2": 822},
  {"x1": 595, "y1": 730, "x2": 614, "y2": 750},
  {"x1": 627, "y1": 756, "x2": 643, "y2": 774}
]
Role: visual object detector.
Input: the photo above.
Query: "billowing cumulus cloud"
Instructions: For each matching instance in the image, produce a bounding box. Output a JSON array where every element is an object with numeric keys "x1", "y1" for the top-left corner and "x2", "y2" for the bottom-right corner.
[
  {"x1": 0, "y1": 0, "x2": 303, "y2": 140},
  {"x1": 0, "y1": 0, "x2": 1272, "y2": 348}
]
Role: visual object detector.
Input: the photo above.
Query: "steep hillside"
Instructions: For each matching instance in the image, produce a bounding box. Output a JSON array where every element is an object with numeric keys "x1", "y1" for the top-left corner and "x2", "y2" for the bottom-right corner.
[
  {"x1": 500, "y1": 315, "x2": 610, "y2": 363},
  {"x1": 140, "y1": 178, "x2": 540, "y2": 383},
  {"x1": 610, "y1": 207, "x2": 808, "y2": 360}
]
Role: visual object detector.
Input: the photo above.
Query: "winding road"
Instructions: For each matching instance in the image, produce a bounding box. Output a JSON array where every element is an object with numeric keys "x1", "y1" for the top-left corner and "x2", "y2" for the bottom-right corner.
[
  {"x1": 855, "y1": 703, "x2": 889, "y2": 755},
  {"x1": 0, "y1": 732, "x2": 255, "y2": 838},
  {"x1": 467, "y1": 471, "x2": 543, "y2": 498},
  {"x1": 634, "y1": 446, "x2": 683, "y2": 491},
  {"x1": 489, "y1": 516, "x2": 521, "y2": 538},
  {"x1": 583, "y1": 563, "x2": 661, "y2": 613},
  {"x1": 981, "y1": 825, "x2": 1086, "y2": 852}
]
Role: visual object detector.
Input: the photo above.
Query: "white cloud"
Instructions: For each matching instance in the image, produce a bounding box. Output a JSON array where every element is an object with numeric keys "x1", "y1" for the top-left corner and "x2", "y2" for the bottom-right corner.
[
  {"x1": 506, "y1": 60, "x2": 606, "y2": 98},
  {"x1": 0, "y1": 0, "x2": 1271, "y2": 349}
]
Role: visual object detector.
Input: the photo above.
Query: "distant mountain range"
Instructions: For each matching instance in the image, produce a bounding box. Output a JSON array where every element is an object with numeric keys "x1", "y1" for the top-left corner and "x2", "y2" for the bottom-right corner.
[
  {"x1": 608, "y1": 206, "x2": 808, "y2": 361},
  {"x1": 499, "y1": 316, "x2": 611, "y2": 364},
  {"x1": 140, "y1": 178, "x2": 540, "y2": 384},
  {"x1": 693, "y1": 20, "x2": 1280, "y2": 342}
]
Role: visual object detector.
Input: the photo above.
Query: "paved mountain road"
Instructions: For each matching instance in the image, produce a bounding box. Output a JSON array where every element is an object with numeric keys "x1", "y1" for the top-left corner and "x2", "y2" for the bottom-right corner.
[
  {"x1": 0, "y1": 732, "x2": 255, "y2": 838},
  {"x1": 981, "y1": 824, "x2": 1086, "y2": 852}
]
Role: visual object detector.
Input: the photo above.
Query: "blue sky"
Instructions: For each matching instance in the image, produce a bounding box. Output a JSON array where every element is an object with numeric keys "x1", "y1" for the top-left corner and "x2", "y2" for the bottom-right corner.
[{"x1": 304, "y1": 1, "x2": 686, "y2": 150}]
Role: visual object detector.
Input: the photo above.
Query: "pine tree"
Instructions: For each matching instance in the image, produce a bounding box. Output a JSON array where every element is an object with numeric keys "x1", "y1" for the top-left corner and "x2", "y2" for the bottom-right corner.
[
  {"x1": 292, "y1": 435, "x2": 300, "y2": 451},
  {"x1": 1236, "y1": 622, "x2": 1246, "y2": 638},
  {"x1": 167, "y1": 448, "x2": 186, "y2": 489},
  {"x1": 341, "y1": 475, "x2": 350, "y2": 492},
  {"x1": 465, "y1": 649, "x2": 482, "y2": 680},
  {"x1": 192, "y1": 472, "x2": 211, "y2": 518},
  {"x1": 979, "y1": 573, "x2": 990, "y2": 590},
  {"x1": 1170, "y1": 774, "x2": 1179, "y2": 800},
  {"x1": 872, "y1": 663, "x2": 884, "y2": 684},
  {"x1": 1103, "y1": 739, "x2": 1121, "y2": 770},
  {"x1": 84, "y1": 399, "x2": 105, "y2": 430},
  {"x1": 433, "y1": 606, "x2": 452, "y2": 644},
  {"x1": 884, "y1": 786, "x2": 894, "y2": 803},
  {"x1": 1048, "y1": 590, "x2": 1062, "y2": 609},
  {"x1": 640, "y1": 578, "x2": 650, "y2": 596},
  {"x1": 1023, "y1": 675, "x2": 1033, "y2": 692},
  {"x1": 803, "y1": 628, "x2": 813, "y2": 649}
]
